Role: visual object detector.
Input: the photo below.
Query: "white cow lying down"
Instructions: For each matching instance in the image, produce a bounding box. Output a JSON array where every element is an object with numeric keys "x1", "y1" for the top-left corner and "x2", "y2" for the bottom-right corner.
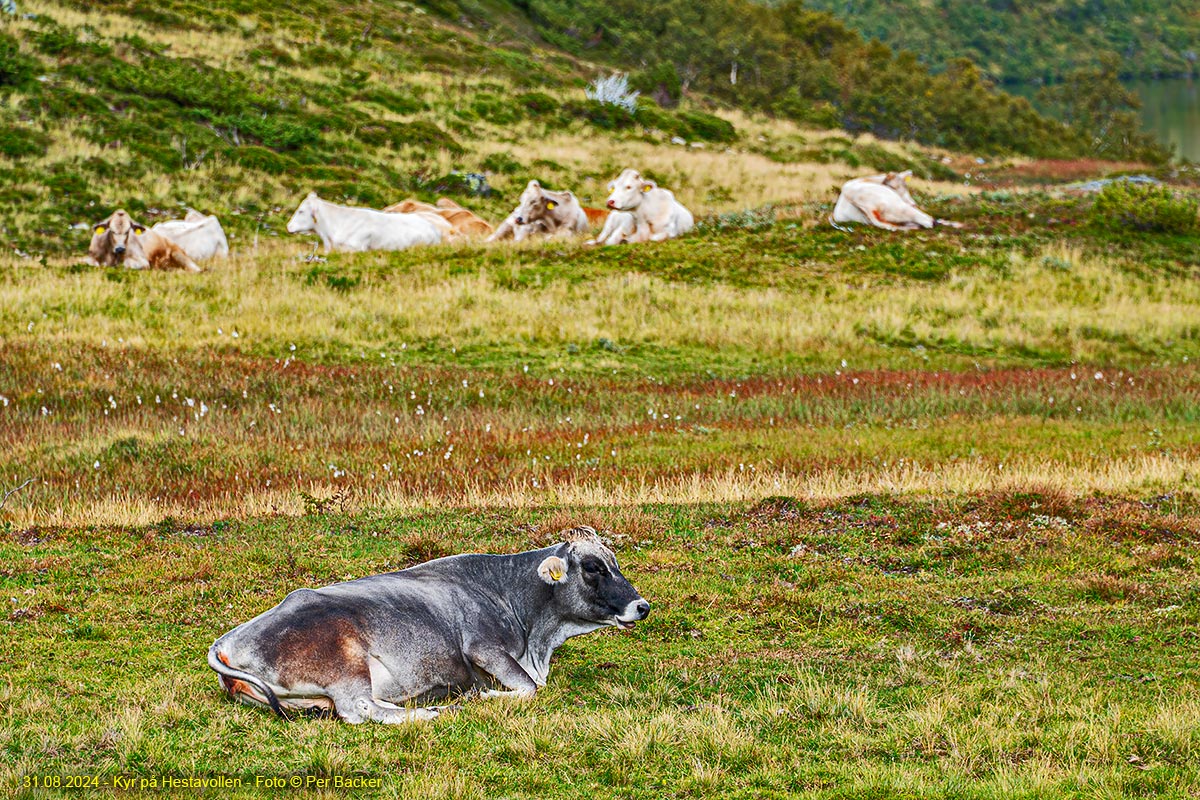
[
  {"x1": 596, "y1": 169, "x2": 693, "y2": 245},
  {"x1": 831, "y1": 171, "x2": 962, "y2": 231},
  {"x1": 286, "y1": 192, "x2": 443, "y2": 252},
  {"x1": 151, "y1": 210, "x2": 229, "y2": 261}
]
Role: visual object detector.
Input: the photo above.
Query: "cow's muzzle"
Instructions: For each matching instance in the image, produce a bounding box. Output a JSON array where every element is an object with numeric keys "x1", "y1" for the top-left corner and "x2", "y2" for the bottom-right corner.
[
  {"x1": 113, "y1": 245, "x2": 126, "y2": 255},
  {"x1": 605, "y1": 200, "x2": 616, "y2": 210},
  {"x1": 515, "y1": 216, "x2": 525, "y2": 225},
  {"x1": 615, "y1": 599, "x2": 650, "y2": 629}
]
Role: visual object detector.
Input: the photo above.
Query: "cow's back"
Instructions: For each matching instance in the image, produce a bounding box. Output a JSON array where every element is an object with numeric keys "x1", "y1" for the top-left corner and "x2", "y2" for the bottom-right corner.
[{"x1": 152, "y1": 215, "x2": 229, "y2": 260}]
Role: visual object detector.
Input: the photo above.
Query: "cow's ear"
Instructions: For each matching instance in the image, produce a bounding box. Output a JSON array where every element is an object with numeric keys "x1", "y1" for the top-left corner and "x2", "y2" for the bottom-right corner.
[
  {"x1": 528, "y1": 180, "x2": 541, "y2": 189},
  {"x1": 93, "y1": 225, "x2": 108, "y2": 235},
  {"x1": 641, "y1": 182, "x2": 654, "y2": 193},
  {"x1": 546, "y1": 200, "x2": 557, "y2": 210},
  {"x1": 537, "y1": 556, "x2": 569, "y2": 585},
  {"x1": 897, "y1": 170, "x2": 913, "y2": 180},
  {"x1": 132, "y1": 223, "x2": 147, "y2": 235}
]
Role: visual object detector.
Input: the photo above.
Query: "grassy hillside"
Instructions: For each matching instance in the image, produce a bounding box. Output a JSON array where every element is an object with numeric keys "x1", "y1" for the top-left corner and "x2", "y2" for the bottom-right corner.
[
  {"x1": 2, "y1": 0, "x2": 1159, "y2": 260},
  {"x1": 799, "y1": 0, "x2": 1200, "y2": 83}
]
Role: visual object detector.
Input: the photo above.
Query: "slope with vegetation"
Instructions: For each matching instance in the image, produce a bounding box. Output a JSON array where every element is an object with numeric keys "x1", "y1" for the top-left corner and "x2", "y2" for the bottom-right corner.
[
  {"x1": 800, "y1": 0, "x2": 1200, "y2": 83},
  {"x1": 0, "y1": 0, "x2": 1173, "y2": 258}
]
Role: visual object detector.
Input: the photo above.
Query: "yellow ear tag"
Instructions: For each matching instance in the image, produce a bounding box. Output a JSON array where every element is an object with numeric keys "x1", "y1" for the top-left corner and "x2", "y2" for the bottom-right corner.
[
  {"x1": 134, "y1": 229, "x2": 144, "y2": 235},
  {"x1": 641, "y1": 184, "x2": 652, "y2": 193},
  {"x1": 549, "y1": 565, "x2": 565, "y2": 581},
  {"x1": 94, "y1": 226, "x2": 107, "y2": 235},
  {"x1": 546, "y1": 201, "x2": 557, "y2": 210}
]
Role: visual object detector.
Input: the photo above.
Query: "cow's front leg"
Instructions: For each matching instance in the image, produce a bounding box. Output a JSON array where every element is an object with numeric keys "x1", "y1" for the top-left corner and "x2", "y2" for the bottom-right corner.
[
  {"x1": 326, "y1": 681, "x2": 441, "y2": 724},
  {"x1": 466, "y1": 647, "x2": 539, "y2": 699}
]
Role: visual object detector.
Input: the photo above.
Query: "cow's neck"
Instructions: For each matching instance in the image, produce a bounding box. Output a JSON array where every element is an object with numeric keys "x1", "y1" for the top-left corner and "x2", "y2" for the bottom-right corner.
[
  {"x1": 311, "y1": 197, "x2": 345, "y2": 247},
  {"x1": 495, "y1": 549, "x2": 604, "y2": 685}
]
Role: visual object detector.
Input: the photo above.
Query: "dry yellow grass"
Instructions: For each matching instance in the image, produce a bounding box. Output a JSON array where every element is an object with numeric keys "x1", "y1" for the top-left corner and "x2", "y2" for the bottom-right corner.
[{"x1": 7, "y1": 451, "x2": 1196, "y2": 528}]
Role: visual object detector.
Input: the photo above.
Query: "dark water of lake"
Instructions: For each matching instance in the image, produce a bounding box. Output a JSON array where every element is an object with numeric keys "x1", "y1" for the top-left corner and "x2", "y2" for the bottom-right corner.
[{"x1": 1007, "y1": 77, "x2": 1200, "y2": 163}]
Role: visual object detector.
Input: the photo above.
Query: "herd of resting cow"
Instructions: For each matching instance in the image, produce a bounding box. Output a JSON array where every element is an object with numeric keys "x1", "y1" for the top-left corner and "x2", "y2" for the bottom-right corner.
[
  {"x1": 87, "y1": 168, "x2": 958, "y2": 271},
  {"x1": 193, "y1": 170, "x2": 961, "y2": 724}
]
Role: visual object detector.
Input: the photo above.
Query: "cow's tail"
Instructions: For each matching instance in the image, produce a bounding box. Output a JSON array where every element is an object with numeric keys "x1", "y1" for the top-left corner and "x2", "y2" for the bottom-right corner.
[{"x1": 207, "y1": 642, "x2": 289, "y2": 720}]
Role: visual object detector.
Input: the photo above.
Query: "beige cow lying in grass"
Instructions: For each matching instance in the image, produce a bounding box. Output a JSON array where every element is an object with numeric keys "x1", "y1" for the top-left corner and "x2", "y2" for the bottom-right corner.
[
  {"x1": 831, "y1": 171, "x2": 962, "y2": 231},
  {"x1": 87, "y1": 209, "x2": 201, "y2": 271},
  {"x1": 596, "y1": 169, "x2": 693, "y2": 245},
  {"x1": 487, "y1": 180, "x2": 589, "y2": 242},
  {"x1": 384, "y1": 198, "x2": 494, "y2": 238}
]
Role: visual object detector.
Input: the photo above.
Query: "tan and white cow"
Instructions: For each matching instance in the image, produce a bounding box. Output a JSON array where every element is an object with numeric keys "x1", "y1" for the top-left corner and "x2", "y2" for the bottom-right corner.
[
  {"x1": 86, "y1": 209, "x2": 201, "y2": 271},
  {"x1": 831, "y1": 171, "x2": 962, "y2": 231},
  {"x1": 487, "y1": 180, "x2": 589, "y2": 242},
  {"x1": 383, "y1": 198, "x2": 494, "y2": 238},
  {"x1": 601, "y1": 169, "x2": 694, "y2": 244},
  {"x1": 151, "y1": 210, "x2": 229, "y2": 262}
]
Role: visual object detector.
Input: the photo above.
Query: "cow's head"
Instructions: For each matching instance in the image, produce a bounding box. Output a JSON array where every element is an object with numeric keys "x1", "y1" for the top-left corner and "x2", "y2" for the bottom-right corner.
[
  {"x1": 286, "y1": 192, "x2": 320, "y2": 234},
  {"x1": 538, "y1": 527, "x2": 650, "y2": 629},
  {"x1": 882, "y1": 171, "x2": 918, "y2": 208},
  {"x1": 605, "y1": 169, "x2": 654, "y2": 212},
  {"x1": 91, "y1": 209, "x2": 147, "y2": 262},
  {"x1": 512, "y1": 180, "x2": 550, "y2": 226},
  {"x1": 517, "y1": 184, "x2": 576, "y2": 228}
]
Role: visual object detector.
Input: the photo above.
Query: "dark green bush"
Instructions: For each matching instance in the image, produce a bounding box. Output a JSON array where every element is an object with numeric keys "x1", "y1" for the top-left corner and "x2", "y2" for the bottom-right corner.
[
  {"x1": 633, "y1": 102, "x2": 678, "y2": 135},
  {"x1": 630, "y1": 63, "x2": 682, "y2": 108},
  {"x1": 518, "y1": 92, "x2": 559, "y2": 117},
  {"x1": 676, "y1": 110, "x2": 736, "y2": 143},
  {"x1": 1089, "y1": 181, "x2": 1199, "y2": 234},
  {"x1": 33, "y1": 20, "x2": 112, "y2": 58},
  {"x1": 233, "y1": 146, "x2": 299, "y2": 175},
  {"x1": 355, "y1": 87, "x2": 426, "y2": 115},
  {"x1": 391, "y1": 120, "x2": 464, "y2": 154},
  {"x1": 0, "y1": 124, "x2": 50, "y2": 159},
  {"x1": 481, "y1": 151, "x2": 522, "y2": 174},
  {"x1": 0, "y1": 33, "x2": 37, "y2": 91},
  {"x1": 565, "y1": 100, "x2": 635, "y2": 131},
  {"x1": 468, "y1": 93, "x2": 520, "y2": 126}
]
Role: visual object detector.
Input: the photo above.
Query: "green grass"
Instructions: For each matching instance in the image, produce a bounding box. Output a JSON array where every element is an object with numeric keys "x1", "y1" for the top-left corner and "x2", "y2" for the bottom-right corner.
[{"x1": 3, "y1": 499, "x2": 1199, "y2": 798}]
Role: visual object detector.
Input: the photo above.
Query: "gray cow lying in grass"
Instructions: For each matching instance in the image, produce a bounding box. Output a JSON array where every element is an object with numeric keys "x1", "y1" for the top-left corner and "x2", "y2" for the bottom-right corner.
[{"x1": 208, "y1": 527, "x2": 650, "y2": 723}]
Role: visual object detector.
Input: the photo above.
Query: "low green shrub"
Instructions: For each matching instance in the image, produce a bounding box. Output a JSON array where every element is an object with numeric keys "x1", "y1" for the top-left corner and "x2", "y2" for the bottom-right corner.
[
  {"x1": 233, "y1": 146, "x2": 299, "y2": 175},
  {"x1": 0, "y1": 32, "x2": 37, "y2": 91},
  {"x1": 481, "y1": 151, "x2": 521, "y2": 175},
  {"x1": 0, "y1": 124, "x2": 50, "y2": 159},
  {"x1": 468, "y1": 93, "x2": 520, "y2": 126},
  {"x1": 565, "y1": 100, "x2": 635, "y2": 131},
  {"x1": 1089, "y1": 181, "x2": 1198, "y2": 234},
  {"x1": 355, "y1": 87, "x2": 426, "y2": 115},
  {"x1": 518, "y1": 92, "x2": 559, "y2": 117},
  {"x1": 676, "y1": 110, "x2": 736, "y2": 143}
]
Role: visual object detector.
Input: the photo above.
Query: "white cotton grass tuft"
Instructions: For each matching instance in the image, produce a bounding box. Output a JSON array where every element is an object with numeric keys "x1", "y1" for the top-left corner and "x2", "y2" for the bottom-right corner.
[{"x1": 585, "y1": 74, "x2": 639, "y2": 114}]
